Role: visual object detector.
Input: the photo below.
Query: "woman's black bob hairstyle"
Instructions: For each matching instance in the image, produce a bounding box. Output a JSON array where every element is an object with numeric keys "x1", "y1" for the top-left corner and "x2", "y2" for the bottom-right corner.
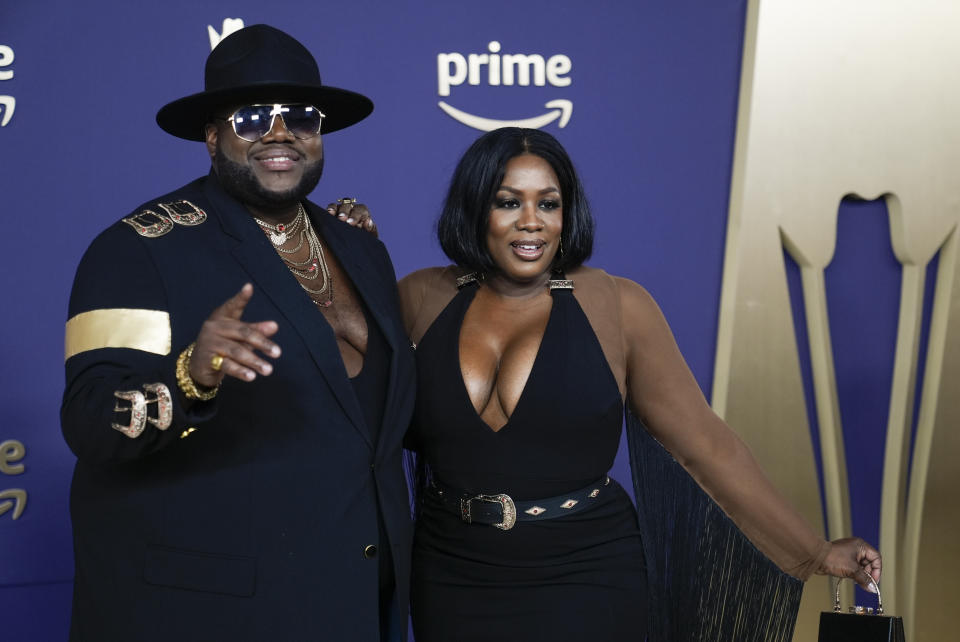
[{"x1": 437, "y1": 127, "x2": 593, "y2": 273}]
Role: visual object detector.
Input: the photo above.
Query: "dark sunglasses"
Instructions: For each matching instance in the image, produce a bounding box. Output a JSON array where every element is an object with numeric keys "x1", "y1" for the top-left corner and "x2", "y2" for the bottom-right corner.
[{"x1": 219, "y1": 103, "x2": 326, "y2": 142}]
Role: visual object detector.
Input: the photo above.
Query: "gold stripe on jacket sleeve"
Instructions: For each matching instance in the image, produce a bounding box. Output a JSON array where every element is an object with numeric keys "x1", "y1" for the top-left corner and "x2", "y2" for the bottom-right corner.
[{"x1": 65, "y1": 308, "x2": 172, "y2": 360}]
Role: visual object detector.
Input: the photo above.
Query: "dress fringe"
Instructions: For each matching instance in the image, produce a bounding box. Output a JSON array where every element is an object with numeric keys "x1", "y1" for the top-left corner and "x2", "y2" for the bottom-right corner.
[{"x1": 627, "y1": 410, "x2": 803, "y2": 642}]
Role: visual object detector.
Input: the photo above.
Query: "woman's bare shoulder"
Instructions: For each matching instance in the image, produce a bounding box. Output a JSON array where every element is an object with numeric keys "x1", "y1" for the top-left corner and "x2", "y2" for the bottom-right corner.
[
  {"x1": 570, "y1": 266, "x2": 663, "y2": 334},
  {"x1": 568, "y1": 265, "x2": 652, "y2": 305},
  {"x1": 399, "y1": 266, "x2": 448, "y2": 291},
  {"x1": 398, "y1": 266, "x2": 465, "y2": 300},
  {"x1": 397, "y1": 265, "x2": 466, "y2": 342},
  {"x1": 588, "y1": 270, "x2": 656, "y2": 309}
]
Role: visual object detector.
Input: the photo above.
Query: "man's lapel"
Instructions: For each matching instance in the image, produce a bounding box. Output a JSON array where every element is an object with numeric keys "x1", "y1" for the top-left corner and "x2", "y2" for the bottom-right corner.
[
  {"x1": 311, "y1": 205, "x2": 405, "y2": 448},
  {"x1": 205, "y1": 178, "x2": 372, "y2": 447}
]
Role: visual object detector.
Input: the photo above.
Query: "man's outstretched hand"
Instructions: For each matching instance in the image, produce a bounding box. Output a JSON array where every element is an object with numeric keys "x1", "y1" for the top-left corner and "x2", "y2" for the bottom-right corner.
[{"x1": 190, "y1": 283, "x2": 281, "y2": 388}]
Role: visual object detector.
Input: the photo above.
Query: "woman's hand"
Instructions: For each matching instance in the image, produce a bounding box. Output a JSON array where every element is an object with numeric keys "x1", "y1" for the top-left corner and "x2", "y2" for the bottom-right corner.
[
  {"x1": 326, "y1": 198, "x2": 377, "y2": 237},
  {"x1": 818, "y1": 537, "x2": 882, "y2": 592}
]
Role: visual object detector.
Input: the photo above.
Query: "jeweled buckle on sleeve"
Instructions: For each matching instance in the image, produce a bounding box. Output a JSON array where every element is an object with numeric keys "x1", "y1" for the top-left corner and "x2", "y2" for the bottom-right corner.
[{"x1": 460, "y1": 493, "x2": 517, "y2": 531}]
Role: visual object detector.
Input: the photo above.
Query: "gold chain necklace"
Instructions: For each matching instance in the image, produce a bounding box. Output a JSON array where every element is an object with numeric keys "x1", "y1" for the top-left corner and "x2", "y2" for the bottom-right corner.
[
  {"x1": 254, "y1": 208, "x2": 304, "y2": 247},
  {"x1": 256, "y1": 204, "x2": 334, "y2": 307}
]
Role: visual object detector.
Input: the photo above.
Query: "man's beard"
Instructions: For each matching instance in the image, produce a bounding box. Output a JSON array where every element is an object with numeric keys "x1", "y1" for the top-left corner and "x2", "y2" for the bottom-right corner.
[{"x1": 214, "y1": 145, "x2": 325, "y2": 212}]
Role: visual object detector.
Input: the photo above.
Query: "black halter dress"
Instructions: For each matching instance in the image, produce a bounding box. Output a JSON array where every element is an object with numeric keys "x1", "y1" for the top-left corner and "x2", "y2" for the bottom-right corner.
[{"x1": 409, "y1": 281, "x2": 648, "y2": 641}]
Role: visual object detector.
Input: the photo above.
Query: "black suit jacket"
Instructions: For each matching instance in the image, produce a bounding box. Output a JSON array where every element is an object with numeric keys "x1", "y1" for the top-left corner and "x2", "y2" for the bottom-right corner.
[{"x1": 62, "y1": 174, "x2": 415, "y2": 641}]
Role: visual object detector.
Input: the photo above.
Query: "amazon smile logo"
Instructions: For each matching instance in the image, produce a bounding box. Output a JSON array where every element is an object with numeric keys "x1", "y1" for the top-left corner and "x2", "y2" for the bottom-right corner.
[{"x1": 436, "y1": 41, "x2": 573, "y2": 131}]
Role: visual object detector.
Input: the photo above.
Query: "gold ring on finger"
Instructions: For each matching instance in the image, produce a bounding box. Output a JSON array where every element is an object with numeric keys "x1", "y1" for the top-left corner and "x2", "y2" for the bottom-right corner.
[
  {"x1": 210, "y1": 354, "x2": 224, "y2": 371},
  {"x1": 337, "y1": 197, "x2": 356, "y2": 205}
]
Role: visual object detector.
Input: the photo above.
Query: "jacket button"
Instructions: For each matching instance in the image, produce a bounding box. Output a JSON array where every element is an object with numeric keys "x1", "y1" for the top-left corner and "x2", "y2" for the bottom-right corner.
[{"x1": 363, "y1": 544, "x2": 378, "y2": 559}]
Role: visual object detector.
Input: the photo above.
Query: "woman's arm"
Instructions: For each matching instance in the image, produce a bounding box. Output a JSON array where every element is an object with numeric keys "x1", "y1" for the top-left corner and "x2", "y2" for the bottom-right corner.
[{"x1": 616, "y1": 276, "x2": 880, "y2": 586}]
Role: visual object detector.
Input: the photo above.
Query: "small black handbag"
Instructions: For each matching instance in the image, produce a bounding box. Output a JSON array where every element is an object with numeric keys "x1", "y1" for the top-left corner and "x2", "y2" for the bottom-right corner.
[{"x1": 818, "y1": 577, "x2": 905, "y2": 642}]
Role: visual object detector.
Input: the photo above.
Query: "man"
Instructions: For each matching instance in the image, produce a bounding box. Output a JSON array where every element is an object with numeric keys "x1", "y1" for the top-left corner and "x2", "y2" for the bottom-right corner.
[{"x1": 61, "y1": 24, "x2": 414, "y2": 641}]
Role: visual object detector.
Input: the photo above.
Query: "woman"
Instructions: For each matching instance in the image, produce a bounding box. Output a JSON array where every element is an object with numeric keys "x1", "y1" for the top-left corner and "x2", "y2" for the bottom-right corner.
[{"x1": 341, "y1": 127, "x2": 880, "y2": 641}]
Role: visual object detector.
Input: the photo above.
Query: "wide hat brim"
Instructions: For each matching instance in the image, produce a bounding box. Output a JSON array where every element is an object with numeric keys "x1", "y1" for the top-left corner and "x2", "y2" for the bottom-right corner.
[
  {"x1": 156, "y1": 81, "x2": 373, "y2": 141},
  {"x1": 155, "y1": 24, "x2": 373, "y2": 142}
]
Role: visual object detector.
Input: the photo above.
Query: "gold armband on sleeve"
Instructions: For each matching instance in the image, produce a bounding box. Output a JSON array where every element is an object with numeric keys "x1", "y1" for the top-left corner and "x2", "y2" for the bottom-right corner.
[{"x1": 176, "y1": 342, "x2": 220, "y2": 401}]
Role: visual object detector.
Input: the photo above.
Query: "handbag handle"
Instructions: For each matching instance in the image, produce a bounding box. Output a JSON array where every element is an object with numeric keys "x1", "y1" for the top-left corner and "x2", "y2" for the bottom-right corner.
[{"x1": 833, "y1": 576, "x2": 883, "y2": 615}]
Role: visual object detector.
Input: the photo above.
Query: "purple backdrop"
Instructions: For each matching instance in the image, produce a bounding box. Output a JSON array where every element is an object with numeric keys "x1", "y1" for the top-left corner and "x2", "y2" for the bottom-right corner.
[{"x1": 1, "y1": 1, "x2": 901, "y2": 638}]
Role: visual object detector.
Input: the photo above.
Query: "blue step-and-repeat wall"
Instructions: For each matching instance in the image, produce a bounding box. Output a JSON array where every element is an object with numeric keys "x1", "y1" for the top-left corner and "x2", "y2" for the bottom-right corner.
[{"x1": 3, "y1": 1, "x2": 958, "y2": 639}]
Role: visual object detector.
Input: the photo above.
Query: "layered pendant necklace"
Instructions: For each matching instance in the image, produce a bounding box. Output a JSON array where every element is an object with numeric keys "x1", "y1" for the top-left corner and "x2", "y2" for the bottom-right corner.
[
  {"x1": 255, "y1": 208, "x2": 303, "y2": 246},
  {"x1": 255, "y1": 204, "x2": 334, "y2": 307}
]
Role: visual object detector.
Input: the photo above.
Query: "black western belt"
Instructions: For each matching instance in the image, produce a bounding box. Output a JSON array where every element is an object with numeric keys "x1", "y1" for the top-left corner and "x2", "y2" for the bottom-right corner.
[{"x1": 427, "y1": 476, "x2": 613, "y2": 531}]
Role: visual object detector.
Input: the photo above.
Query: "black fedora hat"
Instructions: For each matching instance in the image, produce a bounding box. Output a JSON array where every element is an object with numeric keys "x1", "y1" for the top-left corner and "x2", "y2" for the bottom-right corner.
[{"x1": 156, "y1": 24, "x2": 373, "y2": 141}]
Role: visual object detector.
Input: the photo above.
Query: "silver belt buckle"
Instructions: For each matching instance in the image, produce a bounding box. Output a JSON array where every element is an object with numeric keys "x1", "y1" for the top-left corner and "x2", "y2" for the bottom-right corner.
[{"x1": 461, "y1": 493, "x2": 517, "y2": 531}]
